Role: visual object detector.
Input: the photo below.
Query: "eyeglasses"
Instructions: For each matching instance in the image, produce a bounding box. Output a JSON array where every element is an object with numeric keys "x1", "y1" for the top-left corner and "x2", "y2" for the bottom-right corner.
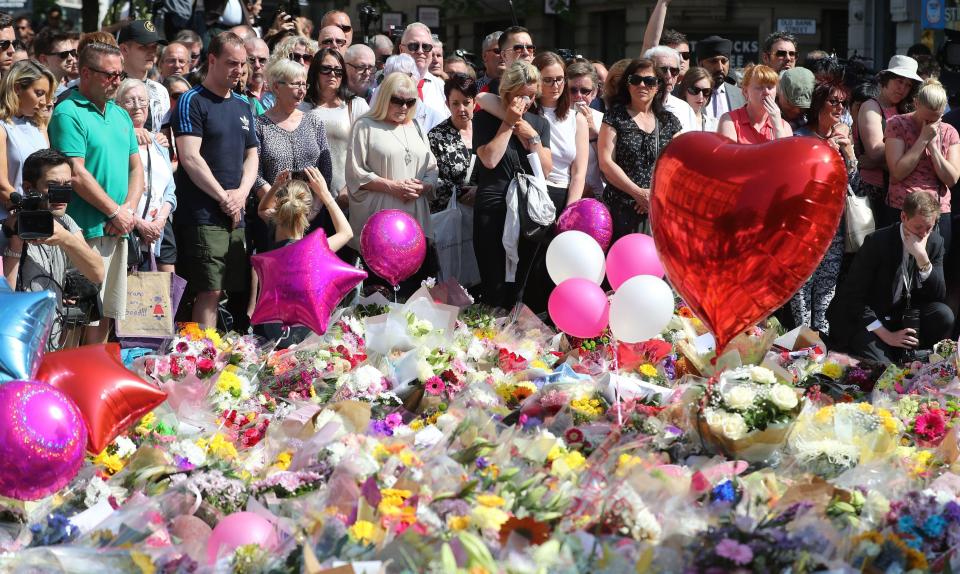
[
  {"x1": 657, "y1": 66, "x2": 680, "y2": 77},
  {"x1": 686, "y1": 86, "x2": 713, "y2": 97},
  {"x1": 704, "y1": 56, "x2": 729, "y2": 65},
  {"x1": 336, "y1": 24, "x2": 352, "y2": 33},
  {"x1": 121, "y1": 96, "x2": 149, "y2": 108},
  {"x1": 678, "y1": 51, "x2": 690, "y2": 61},
  {"x1": 826, "y1": 97, "x2": 847, "y2": 107},
  {"x1": 318, "y1": 65, "x2": 343, "y2": 77},
  {"x1": 347, "y1": 62, "x2": 374, "y2": 74},
  {"x1": 512, "y1": 44, "x2": 536, "y2": 53},
  {"x1": 289, "y1": 52, "x2": 313, "y2": 64},
  {"x1": 542, "y1": 75, "x2": 564, "y2": 86},
  {"x1": 0, "y1": 40, "x2": 13, "y2": 51},
  {"x1": 627, "y1": 74, "x2": 658, "y2": 87},
  {"x1": 86, "y1": 66, "x2": 124, "y2": 81},
  {"x1": 569, "y1": 86, "x2": 593, "y2": 95},
  {"x1": 774, "y1": 50, "x2": 798, "y2": 59},
  {"x1": 405, "y1": 42, "x2": 433, "y2": 53},
  {"x1": 390, "y1": 96, "x2": 417, "y2": 108},
  {"x1": 485, "y1": 47, "x2": 501, "y2": 55},
  {"x1": 47, "y1": 48, "x2": 77, "y2": 59},
  {"x1": 247, "y1": 56, "x2": 268, "y2": 65},
  {"x1": 321, "y1": 38, "x2": 347, "y2": 47},
  {"x1": 279, "y1": 81, "x2": 308, "y2": 89},
  {"x1": 190, "y1": 52, "x2": 200, "y2": 60}
]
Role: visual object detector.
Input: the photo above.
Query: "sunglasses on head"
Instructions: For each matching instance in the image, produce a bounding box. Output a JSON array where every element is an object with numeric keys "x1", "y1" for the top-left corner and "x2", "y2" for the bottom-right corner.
[
  {"x1": 390, "y1": 96, "x2": 417, "y2": 108},
  {"x1": 569, "y1": 86, "x2": 593, "y2": 95},
  {"x1": 628, "y1": 74, "x2": 658, "y2": 87},
  {"x1": 512, "y1": 43, "x2": 536, "y2": 53},
  {"x1": 657, "y1": 65, "x2": 680, "y2": 77},
  {"x1": 289, "y1": 52, "x2": 313, "y2": 64},
  {"x1": 405, "y1": 42, "x2": 433, "y2": 53},
  {"x1": 47, "y1": 48, "x2": 78, "y2": 59},
  {"x1": 774, "y1": 49, "x2": 798, "y2": 59},
  {"x1": 678, "y1": 51, "x2": 690, "y2": 61},
  {"x1": 686, "y1": 86, "x2": 713, "y2": 97},
  {"x1": 318, "y1": 65, "x2": 343, "y2": 77}
]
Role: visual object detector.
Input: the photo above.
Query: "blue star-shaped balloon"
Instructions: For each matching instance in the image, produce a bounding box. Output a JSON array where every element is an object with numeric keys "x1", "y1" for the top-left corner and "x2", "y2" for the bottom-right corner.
[
  {"x1": 250, "y1": 228, "x2": 367, "y2": 336},
  {"x1": 0, "y1": 286, "x2": 56, "y2": 382}
]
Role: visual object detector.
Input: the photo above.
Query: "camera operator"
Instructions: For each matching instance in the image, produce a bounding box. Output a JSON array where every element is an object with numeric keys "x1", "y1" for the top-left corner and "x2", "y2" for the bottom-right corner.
[
  {"x1": 828, "y1": 191, "x2": 954, "y2": 364},
  {"x1": 2, "y1": 149, "x2": 104, "y2": 295}
]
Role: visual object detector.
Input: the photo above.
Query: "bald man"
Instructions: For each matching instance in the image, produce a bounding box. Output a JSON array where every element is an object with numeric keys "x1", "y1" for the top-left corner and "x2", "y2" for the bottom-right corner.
[
  {"x1": 159, "y1": 42, "x2": 190, "y2": 80},
  {"x1": 345, "y1": 43, "x2": 375, "y2": 99},
  {"x1": 244, "y1": 37, "x2": 270, "y2": 104},
  {"x1": 320, "y1": 10, "x2": 352, "y2": 46},
  {"x1": 318, "y1": 25, "x2": 347, "y2": 55}
]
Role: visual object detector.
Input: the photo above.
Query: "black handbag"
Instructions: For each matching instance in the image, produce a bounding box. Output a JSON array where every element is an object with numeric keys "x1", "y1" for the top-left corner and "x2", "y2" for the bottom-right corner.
[{"x1": 126, "y1": 144, "x2": 153, "y2": 269}]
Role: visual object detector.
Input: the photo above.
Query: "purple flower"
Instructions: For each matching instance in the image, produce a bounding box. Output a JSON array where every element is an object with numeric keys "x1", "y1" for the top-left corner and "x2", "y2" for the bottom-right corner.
[
  {"x1": 369, "y1": 419, "x2": 393, "y2": 436},
  {"x1": 715, "y1": 538, "x2": 753, "y2": 565},
  {"x1": 945, "y1": 501, "x2": 960, "y2": 522},
  {"x1": 476, "y1": 457, "x2": 489, "y2": 469}
]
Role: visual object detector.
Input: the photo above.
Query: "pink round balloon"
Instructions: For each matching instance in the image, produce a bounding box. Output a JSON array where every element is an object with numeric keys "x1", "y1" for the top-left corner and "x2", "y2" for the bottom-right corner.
[
  {"x1": 360, "y1": 210, "x2": 427, "y2": 286},
  {"x1": 0, "y1": 380, "x2": 87, "y2": 500},
  {"x1": 557, "y1": 199, "x2": 614, "y2": 252},
  {"x1": 548, "y1": 278, "x2": 610, "y2": 339},
  {"x1": 606, "y1": 233, "x2": 664, "y2": 290},
  {"x1": 207, "y1": 512, "x2": 279, "y2": 564}
]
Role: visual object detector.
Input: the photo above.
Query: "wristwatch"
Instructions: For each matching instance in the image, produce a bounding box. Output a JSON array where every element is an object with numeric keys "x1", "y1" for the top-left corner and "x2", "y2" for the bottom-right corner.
[{"x1": 528, "y1": 135, "x2": 541, "y2": 147}]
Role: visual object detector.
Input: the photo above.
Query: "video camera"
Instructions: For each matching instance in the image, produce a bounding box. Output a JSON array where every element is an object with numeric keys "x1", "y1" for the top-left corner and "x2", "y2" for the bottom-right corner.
[{"x1": 8, "y1": 184, "x2": 72, "y2": 240}]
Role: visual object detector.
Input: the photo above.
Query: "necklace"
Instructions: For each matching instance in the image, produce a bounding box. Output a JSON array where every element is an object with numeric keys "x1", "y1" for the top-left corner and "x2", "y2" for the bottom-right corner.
[{"x1": 391, "y1": 124, "x2": 413, "y2": 165}]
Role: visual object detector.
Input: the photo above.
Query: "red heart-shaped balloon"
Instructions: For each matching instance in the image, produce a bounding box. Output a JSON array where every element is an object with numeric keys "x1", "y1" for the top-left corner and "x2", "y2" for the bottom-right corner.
[{"x1": 650, "y1": 132, "x2": 846, "y2": 355}]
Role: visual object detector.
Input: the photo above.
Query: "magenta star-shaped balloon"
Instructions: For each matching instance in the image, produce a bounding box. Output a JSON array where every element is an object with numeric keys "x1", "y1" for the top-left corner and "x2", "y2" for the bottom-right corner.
[{"x1": 250, "y1": 228, "x2": 367, "y2": 335}]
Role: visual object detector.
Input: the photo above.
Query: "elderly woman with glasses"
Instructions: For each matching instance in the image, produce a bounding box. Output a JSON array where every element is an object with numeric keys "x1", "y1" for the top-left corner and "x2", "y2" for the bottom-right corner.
[
  {"x1": 788, "y1": 79, "x2": 857, "y2": 335},
  {"x1": 598, "y1": 57, "x2": 681, "y2": 240},
  {"x1": 300, "y1": 48, "x2": 369, "y2": 204},
  {"x1": 116, "y1": 78, "x2": 177, "y2": 272},
  {"x1": 346, "y1": 72, "x2": 439, "y2": 294}
]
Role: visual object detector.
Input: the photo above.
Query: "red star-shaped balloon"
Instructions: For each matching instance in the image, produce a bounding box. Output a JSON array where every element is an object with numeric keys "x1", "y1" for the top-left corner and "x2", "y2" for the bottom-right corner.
[
  {"x1": 250, "y1": 228, "x2": 367, "y2": 335},
  {"x1": 35, "y1": 343, "x2": 167, "y2": 453}
]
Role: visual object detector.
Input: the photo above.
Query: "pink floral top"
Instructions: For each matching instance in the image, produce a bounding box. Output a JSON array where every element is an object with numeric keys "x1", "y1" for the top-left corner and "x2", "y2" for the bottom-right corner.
[{"x1": 885, "y1": 114, "x2": 960, "y2": 213}]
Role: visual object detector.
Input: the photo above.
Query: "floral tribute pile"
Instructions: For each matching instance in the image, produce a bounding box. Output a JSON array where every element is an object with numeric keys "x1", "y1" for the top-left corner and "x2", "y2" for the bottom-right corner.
[{"x1": 6, "y1": 281, "x2": 960, "y2": 573}]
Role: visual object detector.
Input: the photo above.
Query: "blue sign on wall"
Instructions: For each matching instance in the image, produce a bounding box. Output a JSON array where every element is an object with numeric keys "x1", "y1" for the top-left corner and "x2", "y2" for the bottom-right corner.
[{"x1": 924, "y1": 0, "x2": 946, "y2": 30}]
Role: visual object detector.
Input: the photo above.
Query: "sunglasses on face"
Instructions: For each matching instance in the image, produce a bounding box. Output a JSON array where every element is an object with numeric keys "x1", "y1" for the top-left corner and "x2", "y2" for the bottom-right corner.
[
  {"x1": 321, "y1": 38, "x2": 347, "y2": 47},
  {"x1": 542, "y1": 75, "x2": 564, "y2": 86},
  {"x1": 657, "y1": 66, "x2": 680, "y2": 77},
  {"x1": 485, "y1": 47, "x2": 501, "y2": 55},
  {"x1": 289, "y1": 52, "x2": 313, "y2": 64},
  {"x1": 347, "y1": 62, "x2": 375, "y2": 73},
  {"x1": 686, "y1": 86, "x2": 713, "y2": 97},
  {"x1": 569, "y1": 86, "x2": 593, "y2": 95},
  {"x1": 678, "y1": 51, "x2": 690, "y2": 61},
  {"x1": 0, "y1": 40, "x2": 13, "y2": 51},
  {"x1": 318, "y1": 65, "x2": 343, "y2": 77},
  {"x1": 390, "y1": 96, "x2": 417, "y2": 108},
  {"x1": 87, "y1": 66, "x2": 124, "y2": 81},
  {"x1": 512, "y1": 43, "x2": 536, "y2": 53},
  {"x1": 774, "y1": 50, "x2": 798, "y2": 59},
  {"x1": 47, "y1": 48, "x2": 77, "y2": 59},
  {"x1": 405, "y1": 42, "x2": 433, "y2": 53},
  {"x1": 628, "y1": 74, "x2": 658, "y2": 87},
  {"x1": 827, "y1": 97, "x2": 847, "y2": 107}
]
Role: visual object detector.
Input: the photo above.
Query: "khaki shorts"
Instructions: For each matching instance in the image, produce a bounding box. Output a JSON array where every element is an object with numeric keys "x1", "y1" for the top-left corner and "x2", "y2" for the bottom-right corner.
[
  {"x1": 87, "y1": 235, "x2": 128, "y2": 322},
  {"x1": 175, "y1": 224, "x2": 248, "y2": 292}
]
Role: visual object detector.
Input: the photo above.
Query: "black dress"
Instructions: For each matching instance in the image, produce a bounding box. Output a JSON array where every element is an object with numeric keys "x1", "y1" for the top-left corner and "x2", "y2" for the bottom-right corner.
[
  {"x1": 472, "y1": 109, "x2": 553, "y2": 310},
  {"x1": 427, "y1": 118, "x2": 476, "y2": 213},
  {"x1": 601, "y1": 105, "x2": 681, "y2": 240}
]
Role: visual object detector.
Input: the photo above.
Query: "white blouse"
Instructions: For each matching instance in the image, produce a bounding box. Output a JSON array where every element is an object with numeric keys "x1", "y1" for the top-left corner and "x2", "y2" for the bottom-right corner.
[{"x1": 541, "y1": 105, "x2": 578, "y2": 188}]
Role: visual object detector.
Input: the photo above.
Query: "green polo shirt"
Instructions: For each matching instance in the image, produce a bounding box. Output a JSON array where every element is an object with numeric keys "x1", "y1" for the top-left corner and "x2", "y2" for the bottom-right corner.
[{"x1": 49, "y1": 90, "x2": 138, "y2": 239}]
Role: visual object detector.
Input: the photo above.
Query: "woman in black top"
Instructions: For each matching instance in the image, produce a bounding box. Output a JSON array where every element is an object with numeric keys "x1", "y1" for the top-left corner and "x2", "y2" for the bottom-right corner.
[
  {"x1": 428, "y1": 73, "x2": 478, "y2": 213},
  {"x1": 473, "y1": 61, "x2": 553, "y2": 310},
  {"x1": 598, "y1": 58, "x2": 681, "y2": 240}
]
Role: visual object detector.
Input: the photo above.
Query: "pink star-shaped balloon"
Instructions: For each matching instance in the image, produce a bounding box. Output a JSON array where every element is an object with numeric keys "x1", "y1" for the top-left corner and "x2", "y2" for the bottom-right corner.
[{"x1": 250, "y1": 228, "x2": 367, "y2": 335}]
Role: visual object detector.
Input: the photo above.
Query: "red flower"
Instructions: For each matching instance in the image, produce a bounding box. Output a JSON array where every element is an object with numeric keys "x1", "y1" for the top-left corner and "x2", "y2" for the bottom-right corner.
[
  {"x1": 915, "y1": 409, "x2": 947, "y2": 442},
  {"x1": 197, "y1": 358, "x2": 215, "y2": 374},
  {"x1": 498, "y1": 348, "x2": 528, "y2": 372}
]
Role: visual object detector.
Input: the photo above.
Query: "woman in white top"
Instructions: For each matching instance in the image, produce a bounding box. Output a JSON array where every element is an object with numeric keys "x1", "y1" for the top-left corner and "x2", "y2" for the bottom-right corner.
[
  {"x1": 300, "y1": 48, "x2": 368, "y2": 200},
  {"x1": 116, "y1": 79, "x2": 177, "y2": 272},
  {"x1": 0, "y1": 60, "x2": 54, "y2": 222},
  {"x1": 679, "y1": 66, "x2": 718, "y2": 132},
  {"x1": 565, "y1": 59, "x2": 605, "y2": 196}
]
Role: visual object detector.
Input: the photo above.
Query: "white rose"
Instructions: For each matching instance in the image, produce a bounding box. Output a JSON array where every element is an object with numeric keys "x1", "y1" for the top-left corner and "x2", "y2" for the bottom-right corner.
[
  {"x1": 750, "y1": 366, "x2": 777, "y2": 385},
  {"x1": 720, "y1": 412, "x2": 748, "y2": 440},
  {"x1": 769, "y1": 384, "x2": 799, "y2": 411},
  {"x1": 723, "y1": 385, "x2": 757, "y2": 411},
  {"x1": 705, "y1": 408, "x2": 724, "y2": 431}
]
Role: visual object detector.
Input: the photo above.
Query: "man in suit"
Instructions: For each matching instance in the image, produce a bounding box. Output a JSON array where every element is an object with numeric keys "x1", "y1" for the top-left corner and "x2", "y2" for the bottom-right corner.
[
  {"x1": 698, "y1": 36, "x2": 744, "y2": 122},
  {"x1": 827, "y1": 192, "x2": 954, "y2": 363}
]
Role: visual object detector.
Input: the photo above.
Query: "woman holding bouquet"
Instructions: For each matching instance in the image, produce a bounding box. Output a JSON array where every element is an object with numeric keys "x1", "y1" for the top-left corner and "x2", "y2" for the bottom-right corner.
[
  {"x1": 789, "y1": 80, "x2": 856, "y2": 334},
  {"x1": 717, "y1": 64, "x2": 792, "y2": 144}
]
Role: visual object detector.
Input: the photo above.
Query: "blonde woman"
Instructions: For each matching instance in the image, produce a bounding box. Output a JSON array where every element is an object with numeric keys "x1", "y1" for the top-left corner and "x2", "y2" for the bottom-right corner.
[
  {"x1": 345, "y1": 72, "x2": 439, "y2": 292},
  {"x1": 0, "y1": 60, "x2": 55, "y2": 220}
]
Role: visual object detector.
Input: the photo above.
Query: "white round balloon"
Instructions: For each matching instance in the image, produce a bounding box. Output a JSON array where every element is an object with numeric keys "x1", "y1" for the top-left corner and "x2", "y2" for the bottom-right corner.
[
  {"x1": 546, "y1": 230, "x2": 606, "y2": 285},
  {"x1": 609, "y1": 275, "x2": 675, "y2": 343}
]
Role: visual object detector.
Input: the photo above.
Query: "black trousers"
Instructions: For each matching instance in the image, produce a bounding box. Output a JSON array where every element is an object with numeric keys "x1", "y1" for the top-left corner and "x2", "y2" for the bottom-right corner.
[{"x1": 847, "y1": 302, "x2": 954, "y2": 364}]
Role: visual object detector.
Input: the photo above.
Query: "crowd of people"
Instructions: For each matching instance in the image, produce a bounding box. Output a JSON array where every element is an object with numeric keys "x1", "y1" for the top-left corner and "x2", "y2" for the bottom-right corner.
[{"x1": 2, "y1": 1, "x2": 959, "y2": 365}]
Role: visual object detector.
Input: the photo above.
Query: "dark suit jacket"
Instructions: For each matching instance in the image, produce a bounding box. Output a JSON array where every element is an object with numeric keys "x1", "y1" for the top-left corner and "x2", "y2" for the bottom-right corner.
[{"x1": 827, "y1": 223, "x2": 946, "y2": 347}]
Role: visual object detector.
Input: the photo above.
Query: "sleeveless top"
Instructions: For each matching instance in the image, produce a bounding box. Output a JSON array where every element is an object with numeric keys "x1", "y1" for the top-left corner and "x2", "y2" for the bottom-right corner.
[
  {"x1": 729, "y1": 107, "x2": 777, "y2": 144},
  {"x1": 855, "y1": 100, "x2": 897, "y2": 187},
  {"x1": 1, "y1": 117, "x2": 46, "y2": 219}
]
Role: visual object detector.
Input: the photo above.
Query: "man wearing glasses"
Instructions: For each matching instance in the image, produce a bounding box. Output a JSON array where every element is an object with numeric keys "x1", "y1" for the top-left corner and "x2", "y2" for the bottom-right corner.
[
  {"x1": 477, "y1": 31, "x2": 503, "y2": 92},
  {"x1": 35, "y1": 29, "x2": 78, "y2": 99},
  {"x1": 118, "y1": 21, "x2": 169, "y2": 138},
  {"x1": 399, "y1": 22, "x2": 450, "y2": 128},
  {"x1": 49, "y1": 42, "x2": 143, "y2": 344},
  {"x1": 643, "y1": 45, "x2": 697, "y2": 133},
  {"x1": 0, "y1": 13, "x2": 15, "y2": 78},
  {"x1": 480, "y1": 26, "x2": 534, "y2": 96},
  {"x1": 159, "y1": 42, "x2": 191, "y2": 81},
  {"x1": 243, "y1": 37, "x2": 270, "y2": 108},
  {"x1": 318, "y1": 25, "x2": 348, "y2": 56},
  {"x1": 344, "y1": 44, "x2": 376, "y2": 101},
  {"x1": 320, "y1": 10, "x2": 353, "y2": 46},
  {"x1": 697, "y1": 35, "x2": 744, "y2": 121},
  {"x1": 761, "y1": 31, "x2": 799, "y2": 73}
]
